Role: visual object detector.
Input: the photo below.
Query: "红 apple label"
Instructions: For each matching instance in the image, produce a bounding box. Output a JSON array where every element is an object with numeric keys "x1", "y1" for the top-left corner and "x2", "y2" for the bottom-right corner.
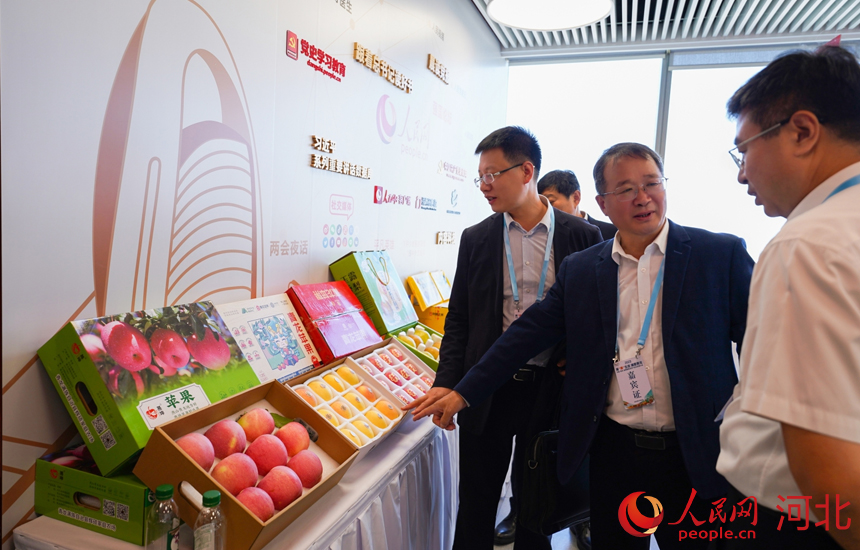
[{"x1": 136, "y1": 384, "x2": 211, "y2": 429}]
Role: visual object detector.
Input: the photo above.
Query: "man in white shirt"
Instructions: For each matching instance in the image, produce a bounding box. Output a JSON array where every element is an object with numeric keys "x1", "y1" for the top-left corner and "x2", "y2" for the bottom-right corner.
[{"x1": 717, "y1": 45, "x2": 860, "y2": 550}]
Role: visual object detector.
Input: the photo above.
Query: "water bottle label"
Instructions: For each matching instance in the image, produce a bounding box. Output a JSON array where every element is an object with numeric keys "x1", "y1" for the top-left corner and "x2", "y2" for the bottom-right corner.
[
  {"x1": 194, "y1": 524, "x2": 216, "y2": 550},
  {"x1": 169, "y1": 524, "x2": 180, "y2": 550}
]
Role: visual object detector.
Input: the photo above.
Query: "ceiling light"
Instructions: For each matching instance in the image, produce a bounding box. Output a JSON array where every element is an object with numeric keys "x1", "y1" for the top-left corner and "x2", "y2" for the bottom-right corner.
[{"x1": 486, "y1": 0, "x2": 613, "y2": 31}]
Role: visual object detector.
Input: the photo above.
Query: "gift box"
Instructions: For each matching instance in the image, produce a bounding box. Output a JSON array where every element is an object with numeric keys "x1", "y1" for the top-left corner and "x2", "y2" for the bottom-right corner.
[
  {"x1": 38, "y1": 302, "x2": 260, "y2": 475},
  {"x1": 416, "y1": 301, "x2": 449, "y2": 335},
  {"x1": 329, "y1": 251, "x2": 418, "y2": 335},
  {"x1": 405, "y1": 270, "x2": 451, "y2": 334},
  {"x1": 35, "y1": 444, "x2": 152, "y2": 545},
  {"x1": 286, "y1": 282, "x2": 382, "y2": 365},
  {"x1": 134, "y1": 381, "x2": 357, "y2": 550},
  {"x1": 386, "y1": 323, "x2": 444, "y2": 371},
  {"x1": 215, "y1": 295, "x2": 322, "y2": 383}
]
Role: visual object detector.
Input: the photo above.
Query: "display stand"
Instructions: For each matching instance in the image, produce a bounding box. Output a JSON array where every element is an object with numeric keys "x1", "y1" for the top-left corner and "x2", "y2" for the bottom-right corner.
[{"x1": 14, "y1": 419, "x2": 458, "y2": 550}]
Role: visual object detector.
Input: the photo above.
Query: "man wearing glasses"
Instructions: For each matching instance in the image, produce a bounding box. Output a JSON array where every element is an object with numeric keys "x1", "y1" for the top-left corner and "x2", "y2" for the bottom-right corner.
[
  {"x1": 412, "y1": 142, "x2": 754, "y2": 549},
  {"x1": 407, "y1": 126, "x2": 601, "y2": 549},
  {"x1": 716, "y1": 45, "x2": 860, "y2": 550}
]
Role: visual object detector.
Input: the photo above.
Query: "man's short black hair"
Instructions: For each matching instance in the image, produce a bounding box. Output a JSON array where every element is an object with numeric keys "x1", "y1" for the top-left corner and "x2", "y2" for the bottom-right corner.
[
  {"x1": 538, "y1": 170, "x2": 580, "y2": 198},
  {"x1": 475, "y1": 126, "x2": 542, "y2": 180},
  {"x1": 727, "y1": 45, "x2": 860, "y2": 143},
  {"x1": 593, "y1": 143, "x2": 664, "y2": 195}
]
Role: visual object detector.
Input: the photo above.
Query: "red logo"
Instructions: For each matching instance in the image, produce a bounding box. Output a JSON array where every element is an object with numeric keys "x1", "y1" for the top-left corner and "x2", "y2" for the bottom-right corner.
[
  {"x1": 50, "y1": 469, "x2": 59, "y2": 479},
  {"x1": 71, "y1": 343, "x2": 80, "y2": 355},
  {"x1": 286, "y1": 30, "x2": 298, "y2": 60},
  {"x1": 146, "y1": 408, "x2": 158, "y2": 420},
  {"x1": 619, "y1": 492, "x2": 664, "y2": 537}
]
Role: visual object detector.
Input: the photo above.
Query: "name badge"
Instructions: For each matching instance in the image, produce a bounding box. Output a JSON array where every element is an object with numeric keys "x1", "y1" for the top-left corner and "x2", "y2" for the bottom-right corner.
[{"x1": 614, "y1": 356, "x2": 654, "y2": 410}]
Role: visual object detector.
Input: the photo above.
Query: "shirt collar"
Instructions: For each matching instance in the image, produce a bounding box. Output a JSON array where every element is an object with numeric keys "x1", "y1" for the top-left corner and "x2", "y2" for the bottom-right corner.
[
  {"x1": 504, "y1": 195, "x2": 553, "y2": 233},
  {"x1": 788, "y1": 160, "x2": 860, "y2": 221},
  {"x1": 611, "y1": 219, "x2": 670, "y2": 265}
]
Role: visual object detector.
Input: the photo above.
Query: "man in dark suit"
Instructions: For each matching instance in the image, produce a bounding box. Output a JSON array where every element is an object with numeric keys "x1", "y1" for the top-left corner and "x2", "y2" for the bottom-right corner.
[
  {"x1": 408, "y1": 126, "x2": 601, "y2": 550},
  {"x1": 539, "y1": 169, "x2": 617, "y2": 240},
  {"x1": 412, "y1": 143, "x2": 754, "y2": 549}
]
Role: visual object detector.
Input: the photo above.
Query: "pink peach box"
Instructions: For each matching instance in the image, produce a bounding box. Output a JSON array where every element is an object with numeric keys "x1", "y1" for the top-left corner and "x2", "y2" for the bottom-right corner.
[{"x1": 134, "y1": 381, "x2": 357, "y2": 550}]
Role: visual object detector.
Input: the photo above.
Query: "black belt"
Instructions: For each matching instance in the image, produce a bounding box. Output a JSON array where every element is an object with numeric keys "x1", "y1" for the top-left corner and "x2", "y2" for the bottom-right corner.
[
  {"x1": 611, "y1": 418, "x2": 678, "y2": 450},
  {"x1": 513, "y1": 367, "x2": 537, "y2": 382}
]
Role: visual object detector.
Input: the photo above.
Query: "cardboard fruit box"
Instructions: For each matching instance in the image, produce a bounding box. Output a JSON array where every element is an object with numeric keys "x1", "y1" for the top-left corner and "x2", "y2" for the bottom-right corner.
[
  {"x1": 215, "y1": 295, "x2": 322, "y2": 383},
  {"x1": 35, "y1": 444, "x2": 153, "y2": 545},
  {"x1": 329, "y1": 250, "x2": 418, "y2": 336},
  {"x1": 286, "y1": 282, "x2": 382, "y2": 364},
  {"x1": 134, "y1": 381, "x2": 358, "y2": 550},
  {"x1": 38, "y1": 301, "x2": 261, "y2": 476}
]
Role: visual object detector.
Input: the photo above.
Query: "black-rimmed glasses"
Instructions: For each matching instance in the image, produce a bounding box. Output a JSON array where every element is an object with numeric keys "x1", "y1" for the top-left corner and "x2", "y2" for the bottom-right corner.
[{"x1": 474, "y1": 163, "x2": 524, "y2": 187}]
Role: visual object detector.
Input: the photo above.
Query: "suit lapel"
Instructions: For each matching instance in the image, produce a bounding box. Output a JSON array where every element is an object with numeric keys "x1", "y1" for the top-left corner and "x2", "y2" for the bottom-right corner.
[
  {"x1": 595, "y1": 242, "x2": 618, "y2": 362},
  {"x1": 661, "y1": 221, "x2": 691, "y2": 346},
  {"x1": 490, "y1": 214, "x2": 505, "y2": 332},
  {"x1": 552, "y1": 209, "x2": 570, "y2": 270}
]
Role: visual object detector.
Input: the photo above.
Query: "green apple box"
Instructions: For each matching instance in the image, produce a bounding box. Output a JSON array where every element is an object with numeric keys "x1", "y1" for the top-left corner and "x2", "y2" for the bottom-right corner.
[
  {"x1": 330, "y1": 251, "x2": 418, "y2": 336},
  {"x1": 35, "y1": 444, "x2": 153, "y2": 545},
  {"x1": 38, "y1": 301, "x2": 260, "y2": 476}
]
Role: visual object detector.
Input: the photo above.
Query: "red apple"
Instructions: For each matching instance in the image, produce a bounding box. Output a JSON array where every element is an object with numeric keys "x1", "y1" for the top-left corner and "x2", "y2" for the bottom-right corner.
[
  {"x1": 275, "y1": 422, "x2": 310, "y2": 457},
  {"x1": 210, "y1": 453, "x2": 258, "y2": 496},
  {"x1": 288, "y1": 450, "x2": 323, "y2": 488},
  {"x1": 237, "y1": 408, "x2": 275, "y2": 442},
  {"x1": 176, "y1": 433, "x2": 215, "y2": 472},
  {"x1": 237, "y1": 487, "x2": 275, "y2": 522},
  {"x1": 101, "y1": 321, "x2": 151, "y2": 372},
  {"x1": 149, "y1": 328, "x2": 189, "y2": 374},
  {"x1": 245, "y1": 434, "x2": 288, "y2": 475},
  {"x1": 81, "y1": 334, "x2": 107, "y2": 362},
  {"x1": 187, "y1": 328, "x2": 231, "y2": 370},
  {"x1": 257, "y1": 466, "x2": 303, "y2": 510},
  {"x1": 204, "y1": 419, "x2": 247, "y2": 459}
]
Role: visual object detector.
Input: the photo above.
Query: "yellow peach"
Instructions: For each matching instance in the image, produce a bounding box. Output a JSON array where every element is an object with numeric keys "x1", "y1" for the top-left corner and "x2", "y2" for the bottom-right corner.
[
  {"x1": 343, "y1": 392, "x2": 366, "y2": 411},
  {"x1": 308, "y1": 380, "x2": 332, "y2": 401},
  {"x1": 294, "y1": 386, "x2": 318, "y2": 406},
  {"x1": 374, "y1": 399, "x2": 400, "y2": 420},
  {"x1": 323, "y1": 374, "x2": 345, "y2": 392},
  {"x1": 336, "y1": 366, "x2": 361, "y2": 386},
  {"x1": 356, "y1": 384, "x2": 377, "y2": 402},
  {"x1": 340, "y1": 427, "x2": 362, "y2": 447},
  {"x1": 331, "y1": 400, "x2": 353, "y2": 419},
  {"x1": 320, "y1": 409, "x2": 340, "y2": 427},
  {"x1": 352, "y1": 419, "x2": 375, "y2": 439},
  {"x1": 365, "y1": 410, "x2": 390, "y2": 430}
]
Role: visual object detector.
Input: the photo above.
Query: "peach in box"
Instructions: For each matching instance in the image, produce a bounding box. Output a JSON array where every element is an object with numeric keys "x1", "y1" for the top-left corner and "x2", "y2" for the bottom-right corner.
[
  {"x1": 175, "y1": 433, "x2": 215, "y2": 472},
  {"x1": 245, "y1": 434, "x2": 287, "y2": 475},
  {"x1": 205, "y1": 419, "x2": 246, "y2": 459},
  {"x1": 237, "y1": 487, "x2": 275, "y2": 523},
  {"x1": 275, "y1": 422, "x2": 309, "y2": 457},
  {"x1": 258, "y1": 465, "x2": 303, "y2": 510},
  {"x1": 211, "y1": 453, "x2": 258, "y2": 496},
  {"x1": 238, "y1": 408, "x2": 275, "y2": 442},
  {"x1": 288, "y1": 450, "x2": 323, "y2": 488}
]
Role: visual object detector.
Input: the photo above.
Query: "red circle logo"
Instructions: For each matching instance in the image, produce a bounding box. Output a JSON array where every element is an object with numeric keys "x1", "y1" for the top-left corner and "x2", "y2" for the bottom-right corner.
[{"x1": 618, "y1": 492, "x2": 664, "y2": 537}]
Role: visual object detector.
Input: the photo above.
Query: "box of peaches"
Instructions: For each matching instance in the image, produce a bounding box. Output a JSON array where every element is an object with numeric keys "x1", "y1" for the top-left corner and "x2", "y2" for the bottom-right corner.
[
  {"x1": 288, "y1": 339, "x2": 436, "y2": 460},
  {"x1": 133, "y1": 381, "x2": 357, "y2": 550}
]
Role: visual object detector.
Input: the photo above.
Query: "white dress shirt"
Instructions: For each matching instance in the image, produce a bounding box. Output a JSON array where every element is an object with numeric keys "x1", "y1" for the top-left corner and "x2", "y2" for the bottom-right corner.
[
  {"x1": 717, "y1": 161, "x2": 860, "y2": 515},
  {"x1": 605, "y1": 221, "x2": 676, "y2": 431}
]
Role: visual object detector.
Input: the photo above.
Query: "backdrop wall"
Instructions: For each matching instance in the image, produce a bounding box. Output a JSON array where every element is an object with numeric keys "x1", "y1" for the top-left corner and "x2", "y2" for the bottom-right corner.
[{"x1": 0, "y1": 0, "x2": 507, "y2": 544}]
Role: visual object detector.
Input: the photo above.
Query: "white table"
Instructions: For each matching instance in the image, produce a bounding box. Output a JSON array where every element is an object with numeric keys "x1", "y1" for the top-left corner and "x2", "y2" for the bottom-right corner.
[{"x1": 14, "y1": 419, "x2": 459, "y2": 550}]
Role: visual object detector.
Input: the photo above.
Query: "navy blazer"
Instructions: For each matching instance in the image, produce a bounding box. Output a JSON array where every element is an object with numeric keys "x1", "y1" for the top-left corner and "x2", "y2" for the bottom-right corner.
[
  {"x1": 455, "y1": 221, "x2": 753, "y2": 498},
  {"x1": 435, "y1": 208, "x2": 603, "y2": 434}
]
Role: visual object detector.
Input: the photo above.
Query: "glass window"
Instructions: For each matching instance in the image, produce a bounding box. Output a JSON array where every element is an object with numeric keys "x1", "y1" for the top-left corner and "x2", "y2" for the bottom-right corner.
[
  {"x1": 663, "y1": 66, "x2": 784, "y2": 260},
  {"x1": 507, "y1": 58, "x2": 664, "y2": 225}
]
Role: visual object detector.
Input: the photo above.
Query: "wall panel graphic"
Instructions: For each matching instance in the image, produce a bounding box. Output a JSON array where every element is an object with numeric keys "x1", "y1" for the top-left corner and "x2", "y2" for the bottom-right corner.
[{"x1": 0, "y1": 0, "x2": 507, "y2": 544}]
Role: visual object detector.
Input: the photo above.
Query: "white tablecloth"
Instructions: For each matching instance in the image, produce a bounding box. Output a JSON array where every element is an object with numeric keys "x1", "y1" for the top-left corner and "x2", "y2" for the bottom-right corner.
[{"x1": 14, "y1": 419, "x2": 459, "y2": 550}]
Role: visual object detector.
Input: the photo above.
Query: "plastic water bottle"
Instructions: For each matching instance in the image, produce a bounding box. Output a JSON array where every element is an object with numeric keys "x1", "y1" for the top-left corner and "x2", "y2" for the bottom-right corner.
[
  {"x1": 193, "y1": 490, "x2": 225, "y2": 550},
  {"x1": 145, "y1": 484, "x2": 180, "y2": 550}
]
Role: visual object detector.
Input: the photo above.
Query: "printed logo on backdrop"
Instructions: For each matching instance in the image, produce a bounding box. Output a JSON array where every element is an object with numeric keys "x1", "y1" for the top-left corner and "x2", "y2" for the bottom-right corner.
[
  {"x1": 415, "y1": 196, "x2": 437, "y2": 211},
  {"x1": 285, "y1": 31, "x2": 346, "y2": 82},
  {"x1": 375, "y1": 95, "x2": 429, "y2": 160},
  {"x1": 373, "y1": 186, "x2": 412, "y2": 207},
  {"x1": 437, "y1": 160, "x2": 466, "y2": 182},
  {"x1": 447, "y1": 190, "x2": 461, "y2": 215},
  {"x1": 322, "y1": 221, "x2": 357, "y2": 249}
]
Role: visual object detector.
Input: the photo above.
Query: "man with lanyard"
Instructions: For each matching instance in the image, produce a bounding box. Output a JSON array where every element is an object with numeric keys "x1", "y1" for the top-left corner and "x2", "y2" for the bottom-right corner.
[
  {"x1": 717, "y1": 45, "x2": 860, "y2": 550},
  {"x1": 407, "y1": 126, "x2": 601, "y2": 549},
  {"x1": 412, "y1": 142, "x2": 754, "y2": 549}
]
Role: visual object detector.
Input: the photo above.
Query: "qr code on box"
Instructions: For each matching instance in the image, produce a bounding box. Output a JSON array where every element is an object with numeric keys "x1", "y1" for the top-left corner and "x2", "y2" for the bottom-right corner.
[
  {"x1": 102, "y1": 499, "x2": 116, "y2": 517},
  {"x1": 92, "y1": 415, "x2": 108, "y2": 434},
  {"x1": 100, "y1": 430, "x2": 116, "y2": 450},
  {"x1": 116, "y1": 503, "x2": 129, "y2": 522}
]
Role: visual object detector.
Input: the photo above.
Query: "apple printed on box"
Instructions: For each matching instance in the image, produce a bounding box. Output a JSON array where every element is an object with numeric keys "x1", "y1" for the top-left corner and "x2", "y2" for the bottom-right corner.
[
  {"x1": 215, "y1": 295, "x2": 322, "y2": 384},
  {"x1": 38, "y1": 301, "x2": 260, "y2": 476}
]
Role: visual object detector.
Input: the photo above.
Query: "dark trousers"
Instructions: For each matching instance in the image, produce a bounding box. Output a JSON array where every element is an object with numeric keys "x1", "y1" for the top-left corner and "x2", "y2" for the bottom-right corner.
[
  {"x1": 453, "y1": 371, "x2": 553, "y2": 550},
  {"x1": 713, "y1": 484, "x2": 844, "y2": 550},
  {"x1": 589, "y1": 416, "x2": 713, "y2": 550}
]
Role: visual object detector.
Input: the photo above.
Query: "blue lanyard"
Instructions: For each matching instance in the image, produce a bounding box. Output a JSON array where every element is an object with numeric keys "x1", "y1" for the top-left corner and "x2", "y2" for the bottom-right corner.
[
  {"x1": 503, "y1": 205, "x2": 555, "y2": 310},
  {"x1": 615, "y1": 256, "x2": 666, "y2": 360},
  {"x1": 824, "y1": 174, "x2": 860, "y2": 202}
]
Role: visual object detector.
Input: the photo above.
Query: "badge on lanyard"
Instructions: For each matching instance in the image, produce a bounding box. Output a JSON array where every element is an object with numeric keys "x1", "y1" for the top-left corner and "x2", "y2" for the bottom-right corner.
[{"x1": 613, "y1": 257, "x2": 665, "y2": 410}]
